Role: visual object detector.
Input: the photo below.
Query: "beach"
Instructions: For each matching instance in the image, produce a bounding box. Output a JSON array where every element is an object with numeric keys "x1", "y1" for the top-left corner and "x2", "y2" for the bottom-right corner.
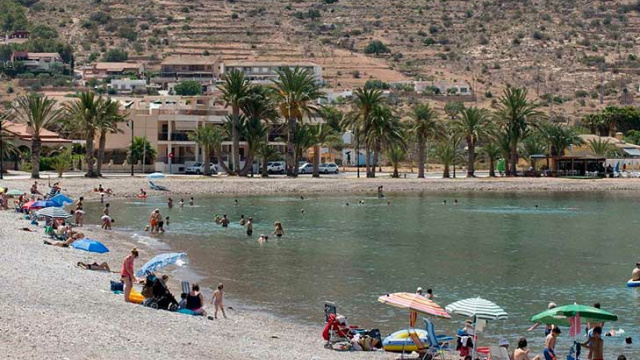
[{"x1": 0, "y1": 208, "x2": 397, "y2": 359}]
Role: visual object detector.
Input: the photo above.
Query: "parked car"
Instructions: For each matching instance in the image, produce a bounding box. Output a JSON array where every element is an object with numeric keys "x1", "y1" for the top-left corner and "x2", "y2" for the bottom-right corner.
[
  {"x1": 267, "y1": 161, "x2": 286, "y2": 174},
  {"x1": 319, "y1": 163, "x2": 339, "y2": 174},
  {"x1": 185, "y1": 162, "x2": 218, "y2": 175},
  {"x1": 298, "y1": 162, "x2": 313, "y2": 174}
]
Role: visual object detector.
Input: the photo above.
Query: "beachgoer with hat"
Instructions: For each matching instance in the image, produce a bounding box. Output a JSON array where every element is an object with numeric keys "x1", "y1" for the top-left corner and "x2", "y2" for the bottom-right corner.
[{"x1": 416, "y1": 287, "x2": 423, "y2": 296}]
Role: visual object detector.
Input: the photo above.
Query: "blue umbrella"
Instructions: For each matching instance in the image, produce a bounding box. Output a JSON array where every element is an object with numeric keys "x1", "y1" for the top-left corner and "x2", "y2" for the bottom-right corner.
[
  {"x1": 70, "y1": 238, "x2": 110, "y2": 254},
  {"x1": 136, "y1": 252, "x2": 186, "y2": 277},
  {"x1": 32, "y1": 200, "x2": 58, "y2": 208},
  {"x1": 147, "y1": 172, "x2": 166, "y2": 179},
  {"x1": 615, "y1": 162, "x2": 620, "y2": 173},
  {"x1": 50, "y1": 194, "x2": 73, "y2": 207}
]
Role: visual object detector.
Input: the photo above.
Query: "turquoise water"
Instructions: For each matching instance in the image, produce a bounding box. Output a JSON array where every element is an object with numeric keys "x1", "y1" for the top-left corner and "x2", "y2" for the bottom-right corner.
[{"x1": 85, "y1": 192, "x2": 640, "y2": 358}]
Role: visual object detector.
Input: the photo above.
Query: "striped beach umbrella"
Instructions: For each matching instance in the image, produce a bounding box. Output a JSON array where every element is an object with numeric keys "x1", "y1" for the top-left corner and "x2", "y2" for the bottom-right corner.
[
  {"x1": 445, "y1": 297, "x2": 508, "y2": 320},
  {"x1": 36, "y1": 207, "x2": 72, "y2": 219},
  {"x1": 378, "y1": 292, "x2": 451, "y2": 319}
]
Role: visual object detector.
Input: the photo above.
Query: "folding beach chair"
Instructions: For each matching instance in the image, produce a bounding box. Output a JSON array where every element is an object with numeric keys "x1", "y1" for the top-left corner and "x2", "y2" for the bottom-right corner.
[
  {"x1": 406, "y1": 330, "x2": 430, "y2": 360},
  {"x1": 425, "y1": 318, "x2": 453, "y2": 359},
  {"x1": 181, "y1": 281, "x2": 190, "y2": 295},
  {"x1": 149, "y1": 181, "x2": 169, "y2": 191}
]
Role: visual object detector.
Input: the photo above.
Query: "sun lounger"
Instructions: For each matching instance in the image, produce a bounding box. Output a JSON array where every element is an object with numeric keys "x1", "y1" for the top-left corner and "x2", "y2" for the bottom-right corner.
[{"x1": 149, "y1": 181, "x2": 169, "y2": 191}]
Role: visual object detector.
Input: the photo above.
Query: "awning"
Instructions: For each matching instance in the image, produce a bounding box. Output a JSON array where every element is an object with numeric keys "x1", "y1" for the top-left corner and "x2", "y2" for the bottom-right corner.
[{"x1": 622, "y1": 148, "x2": 640, "y2": 157}]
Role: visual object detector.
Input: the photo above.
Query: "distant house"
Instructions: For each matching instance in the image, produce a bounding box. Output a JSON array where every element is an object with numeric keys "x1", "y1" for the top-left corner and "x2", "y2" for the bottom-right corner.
[
  {"x1": 10, "y1": 52, "x2": 63, "y2": 72},
  {"x1": 152, "y1": 55, "x2": 218, "y2": 90},
  {"x1": 82, "y1": 62, "x2": 144, "y2": 80},
  {"x1": 109, "y1": 78, "x2": 147, "y2": 94},
  {"x1": 220, "y1": 61, "x2": 323, "y2": 84},
  {"x1": 3, "y1": 122, "x2": 72, "y2": 148},
  {"x1": 4, "y1": 30, "x2": 29, "y2": 44}
]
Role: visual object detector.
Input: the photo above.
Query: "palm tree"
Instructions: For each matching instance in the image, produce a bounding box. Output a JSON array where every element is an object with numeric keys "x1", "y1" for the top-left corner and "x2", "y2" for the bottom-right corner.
[
  {"x1": 342, "y1": 87, "x2": 385, "y2": 177},
  {"x1": 538, "y1": 123, "x2": 584, "y2": 171},
  {"x1": 432, "y1": 128, "x2": 461, "y2": 178},
  {"x1": 95, "y1": 98, "x2": 126, "y2": 176},
  {"x1": 588, "y1": 137, "x2": 618, "y2": 157},
  {"x1": 127, "y1": 137, "x2": 157, "y2": 166},
  {"x1": 407, "y1": 103, "x2": 442, "y2": 178},
  {"x1": 495, "y1": 87, "x2": 545, "y2": 176},
  {"x1": 386, "y1": 144, "x2": 406, "y2": 178},
  {"x1": 271, "y1": 66, "x2": 324, "y2": 176},
  {"x1": 519, "y1": 134, "x2": 547, "y2": 170},
  {"x1": 218, "y1": 69, "x2": 252, "y2": 175},
  {"x1": 444, "y1": 101, "x2": 465, "y2": 120},
  {"x1": 310, "y1": 123, "x2": 332, "y2": 177},
  {"x1": 63, "y1": 92, "x2": 100, "y2": 177},
  {"x1": 12, "y1": 94, "x2": 63, "y2": 178},
  {"x1": 257, "y1": 143, "x2": 280, "y2": 177},
  {"x1": 365, "y1": 105, "x2": 406, "y2": 178},
  {"x1": 0, "y1": 112, "x2": 17, "y2": 175},
  {"x1": 189, "y1": 125, "x2": 219, "y2": 176},
  {"x1": 452, "y1": 107, "x2": 491, "y2": 177},
  {"x1": 210, "y1": 124, "x2": 232, "y2": 174},
  {"x1": 292, "y1": 123, "x2": 316, "y2": 167},
  {"x1": 480, "y1": 141, "x2": 501, "y2": 177},
  {"x1": 238, "y1": 116, "x2": 269, "y2": 176}
]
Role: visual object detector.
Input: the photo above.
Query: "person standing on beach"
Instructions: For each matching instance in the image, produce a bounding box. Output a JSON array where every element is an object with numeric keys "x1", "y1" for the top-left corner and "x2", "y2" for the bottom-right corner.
[
  {"x1": 189, "y1": 197, "x2": 194, "y2": 206},
  {"x1": 121, "y1": 248, "x2": 139, "y2": 303},
  {"x1": 543, "y1": 327, "x2": 561, "y2": 360},
  {"x1": 210, "y1": 283, "x2": 227, "y2": 319},
  {"x1": 239, "y1": 215, "x2": 245, "y2": 226},
  {"x1": 246, "y1": 217, "x2": 253, "y2": 236},
  {"x1": 75, "y1": 197, "x2": 84, "y2": 227},
  {"x1": 273, "y1": 222, "x2": 284, "y2": 237}
]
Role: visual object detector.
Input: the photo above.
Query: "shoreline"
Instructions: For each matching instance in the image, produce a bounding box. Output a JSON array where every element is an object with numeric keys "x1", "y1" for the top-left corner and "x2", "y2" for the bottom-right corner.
[
  {"x1": 5, "y1": 176, "x2": 640, "y2": 203},
  {"x1": 0, "y1": 210, "x2": 395, "y2": 359}
]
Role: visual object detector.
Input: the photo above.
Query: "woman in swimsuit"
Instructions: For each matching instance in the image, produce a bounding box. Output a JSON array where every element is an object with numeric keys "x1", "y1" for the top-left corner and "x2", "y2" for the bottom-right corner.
[
  {"x1": 186, "y1": 283, "x2": 206, "y2": 316},
  {"x1": 121, "y1": 248, "x2": 139, "y2": 303},
  {"x1": 273, "y1": 221, "x2": 284, "y2": 237}
]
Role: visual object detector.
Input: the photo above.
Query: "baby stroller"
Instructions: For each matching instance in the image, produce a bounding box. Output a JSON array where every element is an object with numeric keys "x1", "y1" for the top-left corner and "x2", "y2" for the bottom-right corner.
[{"x1": 142, "y1": 272, "x2": 179, "y2": 311}]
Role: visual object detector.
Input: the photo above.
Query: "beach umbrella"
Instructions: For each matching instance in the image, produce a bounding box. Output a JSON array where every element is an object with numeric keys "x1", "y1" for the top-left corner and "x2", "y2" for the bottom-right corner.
[
  {"x1": 136, "y1": 252, "x2": 186, "y2": 277},
  {"x1": 378, "y1": 292, "x2": 451, "y2": 320},
  {"x1": 6, "y1": 189, "x2": 24, "y2": 196},
  {"x1": 445, "y1": 297, "x2": 508, "y2": 320},
  {"x1": 147, "y1": 172, "x2": 166, "y2": 179},
  {"x1": 446, "y1": 297, "x2": 508, "y2": 360},
  {"x1": 36, "y1": 207, "x2": 72, "y2": 219},
  {"x1": 50, "y1": 194, "x2": 73, "y2": 206},
  {"x1": 70, "y1": 239, "x2": 110, "y2": 254},
  {"x1": 32, "y1": 200, "x2": 58, "y2": 208},
  {"x1": 21, "y1": 200, "x2": 40, "y2": 210},
  {"x1": 530, "y1": 304, "x2": 618, "y2": 325}
]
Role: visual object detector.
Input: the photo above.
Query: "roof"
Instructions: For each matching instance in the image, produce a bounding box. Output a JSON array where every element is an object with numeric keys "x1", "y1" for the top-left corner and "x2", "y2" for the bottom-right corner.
[
  {"x1": 94, "y1": 62, "x2": 143, "y2": 72},
  {"x1": 161, "y1": 55, "x2": 218, "y2": 66},
  {"x1": 224, "y1": 61, "x2": 320, "y2": 68},
  {"x1": 3, "y1": 122, "x2": 71, "y2": 143},
  {"x1": 622, "y1": 148, "x2": 640, "y2": 157},
  {"x1": 25, "y1": 53, "x2": 62, "y2": 59}
]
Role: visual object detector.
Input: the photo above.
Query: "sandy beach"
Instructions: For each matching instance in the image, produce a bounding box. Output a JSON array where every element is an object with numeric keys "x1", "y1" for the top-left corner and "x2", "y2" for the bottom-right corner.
[{"x1": 0, "y1": 208, "x2": 398, "y2": 359}]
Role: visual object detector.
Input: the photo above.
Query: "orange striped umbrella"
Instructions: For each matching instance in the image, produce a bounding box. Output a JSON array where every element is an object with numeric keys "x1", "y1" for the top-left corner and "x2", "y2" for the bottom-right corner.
[{"x1": 378, "y1": 292, "x2": 451, "y2": 319}]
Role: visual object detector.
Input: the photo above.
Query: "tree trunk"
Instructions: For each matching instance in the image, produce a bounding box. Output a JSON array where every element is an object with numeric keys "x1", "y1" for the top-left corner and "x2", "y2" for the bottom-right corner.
[
  {"x1": 467, "y1": 138, "x2": 475, "y2": 177},
  {"x1": 261, "y1": 155, "x2": 268, "y2": 177},
  {"x1": 417, "y1": 135, "x2": 425, "y2": 178},
  {"x1": 293, "y1": 150, "x2": 299, "y2": 177},
  {"x1": 85, "y1": 129, "x2": 96, "y2": 177},
  {"x1": 203, "y1": 145, "x2": 211, "y2": 176},
  {"x1": 365, "y1": 146, "x2": 371, "y2": 178},
  {"x1": 442, "y1": 163, "x2": 450, "y2": 178},
  {"x1": 231, "y1": 107, "x2": 240, "y2": 175},
  {"x1": 31, "y1": 137, "x2": 40, "y2": 179},
  {"x1": 509, "y1": 142, "x2": 518, "y2": 176},
  {"x1": 239, "y1": 154, "x2": 253, "y2": 176},
  {"x1": 312, "y1": 145, "x2": 320, "y2": 177},
  {"x1": 372, "y1": 141, "x2": 380, "y2": 178},
  {"x1": 286, "y1": 116, "x2": 296, "y2": 177},
  {"x1": 96, "y1": 131, "x2": 106, "y2": 177},
  {"x1": 215, "y1": 146, "x2": 232, "y2": 174},
  {"x1": 393, "y1": 164, "x2": 399, "y2": 178},
  {"x1": 489, "y1": 158, "x2": 496, "y2": 177}
]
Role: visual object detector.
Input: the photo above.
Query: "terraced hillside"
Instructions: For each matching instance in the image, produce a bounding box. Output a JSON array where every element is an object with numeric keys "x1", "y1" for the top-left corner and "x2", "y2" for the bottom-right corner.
[{"x1": 29, "y1": 0, "x2": 640, "y2": 120}]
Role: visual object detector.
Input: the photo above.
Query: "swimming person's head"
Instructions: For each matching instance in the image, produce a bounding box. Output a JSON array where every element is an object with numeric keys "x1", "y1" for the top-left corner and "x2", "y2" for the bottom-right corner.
[
  {"x1": 594, "y1": 302, "x2": 601, "y2": 309},
  {"x1": 217, "y1": 283, "x2": 223, "y2": 290},
  {"x1": 427, "y1": 288, "x2": 433, "y2": 295},
  {"x1": 548, "y1": 302, "x2": 557, "y2": 309},
  {"x1": 517, "y1": 338, "x2": 527, "y2": 349},
  {"x1": 625, "y1": 337, "x2": 632, "y2": 344},
  {"x1": 241, "y1": 215, "x2": 244, "y2": 218},
  {"x1": 593, "y1": 326, "x2": 602, "y2": 337},
  {"x1": 618, "y1": 355, "x2": 627, "y2": 360},
  {"x1": 131, "y1": 248, "x2": 139, "y2": 258}
]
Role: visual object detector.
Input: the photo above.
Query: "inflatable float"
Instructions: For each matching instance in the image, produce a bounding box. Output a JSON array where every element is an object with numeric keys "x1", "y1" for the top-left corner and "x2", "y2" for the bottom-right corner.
[
  {"x1": 136, "y1": 195, "x2": 148, "y2": 199},
  {"x1": 627, "y1": 279, "x2": 640, "y2": 288},
  {"x1": 129, "y1": 290, "x2": 145, "y2": 304},
  {"x1": 382, "y1": 329, "x2": 428, "y2": 352}
]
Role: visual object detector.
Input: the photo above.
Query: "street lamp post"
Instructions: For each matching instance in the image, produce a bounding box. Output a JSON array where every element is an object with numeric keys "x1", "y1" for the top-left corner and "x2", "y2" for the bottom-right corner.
[{"x1": 127, "y1": 120, "x2": 134, "y2": 176}]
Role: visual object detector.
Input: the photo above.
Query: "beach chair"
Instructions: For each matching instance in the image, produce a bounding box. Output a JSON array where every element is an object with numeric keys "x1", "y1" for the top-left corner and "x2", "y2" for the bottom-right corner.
[
  {"x1": 405, "y1": 330, "x2": 429, "y2": 360},
  {"x1": 489, "y1": 346, "x2": 510, "y2": 360},
  {"x1": 149, "y1": 181, "x2": 169, "y2": 191},
  {"x1": 424, "y1": 318, "x2": 453, "y2": 359},
  {"x1": 181, "y1": 281, "x2": 190, "y2": 295}
]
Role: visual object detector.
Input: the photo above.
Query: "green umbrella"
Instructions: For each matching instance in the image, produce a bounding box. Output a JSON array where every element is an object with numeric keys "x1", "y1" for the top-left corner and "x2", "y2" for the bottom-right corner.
[
  {"x1": 6, "y1": 189, "x2": 24, "y2": 196},
  {"x1": 530, "y1": 304, "x2": 618, "y2": 325}
]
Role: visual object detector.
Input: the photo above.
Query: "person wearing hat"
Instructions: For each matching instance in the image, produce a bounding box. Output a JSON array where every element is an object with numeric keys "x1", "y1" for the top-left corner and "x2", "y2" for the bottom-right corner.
[
  {"x1": 632, "y1": 262, "x2": 640, "y2": 281},
  {"x1": 499, "y1": 338, "x2": 513, "y2": 360},
  {"x1": 416, "y1": 287, "x2": 424, "y2": 296}
]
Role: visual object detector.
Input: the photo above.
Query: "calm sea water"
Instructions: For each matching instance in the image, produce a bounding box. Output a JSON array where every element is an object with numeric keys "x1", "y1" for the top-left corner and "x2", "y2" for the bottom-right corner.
[{"x1": 86, "y1": 191, "x2": 640, "y2": 358}]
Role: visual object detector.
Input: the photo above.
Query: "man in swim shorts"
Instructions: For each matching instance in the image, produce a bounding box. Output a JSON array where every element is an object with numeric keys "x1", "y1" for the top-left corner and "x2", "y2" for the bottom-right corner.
[
  {"x1": 583, "y1": 326, "x2": 604, "y2": 360},
  {"x1": 544, "y1": 327, "x2": 560, "y2": 360}
]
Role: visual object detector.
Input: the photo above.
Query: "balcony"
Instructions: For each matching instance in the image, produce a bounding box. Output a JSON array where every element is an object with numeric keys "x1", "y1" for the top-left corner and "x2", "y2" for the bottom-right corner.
[{"x1": 158, "y1": 133, "x2": 193, "y2": 141}]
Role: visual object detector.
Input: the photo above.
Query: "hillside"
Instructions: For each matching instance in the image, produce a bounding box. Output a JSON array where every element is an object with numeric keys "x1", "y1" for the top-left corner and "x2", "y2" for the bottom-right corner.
[{"x1": 14, "y1": 0, "x2": 640, "y2": 120}]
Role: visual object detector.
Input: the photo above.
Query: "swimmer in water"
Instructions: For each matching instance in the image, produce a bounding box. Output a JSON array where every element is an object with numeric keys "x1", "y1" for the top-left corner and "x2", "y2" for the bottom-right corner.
[
  {"x1": 300, "y1": 196, "x2": 304, "y2": 200},
  {"x1": 221, "y1": 214, "x2": 229, "y2": 227},
  {"x1": 189, "y1": 197, "x2": 194, "y2": 206},
  {"x1": 535, "y1": 204, "x2": 539, "y2": 209},
  {"x1": 273, "y1": 222, "x2": 284, "y2": 237},
  {"x1": 346, "y1": 202, "x2": 349, "y2": 206},
  {"x1": 387, "y1": 201, "x2": 391, "y2": 205},
  {"x1": 179, "y1": 199, "x2": 184, "y2": 208},
  {"x1": 301, "y1": 208, "x2": 305, "y2": 215},
  {"x1": 239, "y1": 215, "x2": 246, "y2": 226},
  {"x1": 442, "y1": 200, "x2": 447, "y2": 205},
  {"x1": 258, "y1": 234, "x2": 268, "y2": 242},
  {"x1": 167, "y1": 197, "x2": 173, "y2": 209},
  {"x1": 246, "y1": 217, "x2": 253, "y2": 236},
  {"x1": 454, "y1": 199, "x2": 459, "y2": 205},
  {"x1": 234, "y1": 199, "x2": 238, "y2": 206}
]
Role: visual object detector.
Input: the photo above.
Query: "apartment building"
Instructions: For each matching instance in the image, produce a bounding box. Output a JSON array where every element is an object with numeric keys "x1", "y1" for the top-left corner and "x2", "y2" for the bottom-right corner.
[{"x1": 219, "y1": 61, "x2": 323, "y2": 84}]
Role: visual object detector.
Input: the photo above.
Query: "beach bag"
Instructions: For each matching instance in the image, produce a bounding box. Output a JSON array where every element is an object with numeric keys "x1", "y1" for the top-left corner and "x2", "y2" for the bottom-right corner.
[{"x1": 110, "y1": 280, "x2": 124, "y2": 292}]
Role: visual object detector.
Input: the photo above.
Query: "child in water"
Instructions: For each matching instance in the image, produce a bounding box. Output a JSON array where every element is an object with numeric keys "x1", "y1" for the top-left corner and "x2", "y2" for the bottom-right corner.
[{"x1": 273, "y1": 222, "x2": 284, "y2": 237}]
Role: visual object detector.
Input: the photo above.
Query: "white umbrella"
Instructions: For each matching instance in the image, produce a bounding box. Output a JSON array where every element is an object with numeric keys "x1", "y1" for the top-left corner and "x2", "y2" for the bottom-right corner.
[
  {"x1": 446, "y1": 298, "x2": 508, "y2": 359},
  {"x1": 147, "y1": 172, "x2": 166, "y2": 179},
  {"x1": 36, "y1": 207, "x2": 72, "y2": 219}
]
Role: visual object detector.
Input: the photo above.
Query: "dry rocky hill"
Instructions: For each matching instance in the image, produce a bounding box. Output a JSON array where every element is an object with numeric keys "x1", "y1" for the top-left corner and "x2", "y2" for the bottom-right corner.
[{"x1": 23, "y1": 0, "x2": 640, "y2": 120}]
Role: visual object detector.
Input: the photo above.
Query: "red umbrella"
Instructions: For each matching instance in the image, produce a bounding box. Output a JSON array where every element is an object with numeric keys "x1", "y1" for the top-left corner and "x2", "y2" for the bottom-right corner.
[{"x1": 21, "y1": 200, "x2": 41, "y2": 210}]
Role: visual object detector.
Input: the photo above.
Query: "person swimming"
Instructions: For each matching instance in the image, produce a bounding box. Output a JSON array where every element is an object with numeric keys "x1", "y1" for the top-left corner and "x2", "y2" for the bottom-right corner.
[
  {"x1": 301, "y1": 208, "x2": 305, "y2": 215},
  {"x1": 442, "y1": 200, "x2": 447, "y2": 205},
  {"x1": 273, "y1": 222, "x2": 284, "y2": 237}
]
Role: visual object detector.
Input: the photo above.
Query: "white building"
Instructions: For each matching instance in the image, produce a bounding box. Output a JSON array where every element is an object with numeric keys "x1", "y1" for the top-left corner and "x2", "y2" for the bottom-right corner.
[
  {"x1": 109, "y1": 79, "x2": 147, "y2": 94},
  {"x1": 10, "y1": 52, "x2": 63, "y2": 72},
  {"x1": 220, "y1": 61, "x2": 323, "y2": 84}
]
